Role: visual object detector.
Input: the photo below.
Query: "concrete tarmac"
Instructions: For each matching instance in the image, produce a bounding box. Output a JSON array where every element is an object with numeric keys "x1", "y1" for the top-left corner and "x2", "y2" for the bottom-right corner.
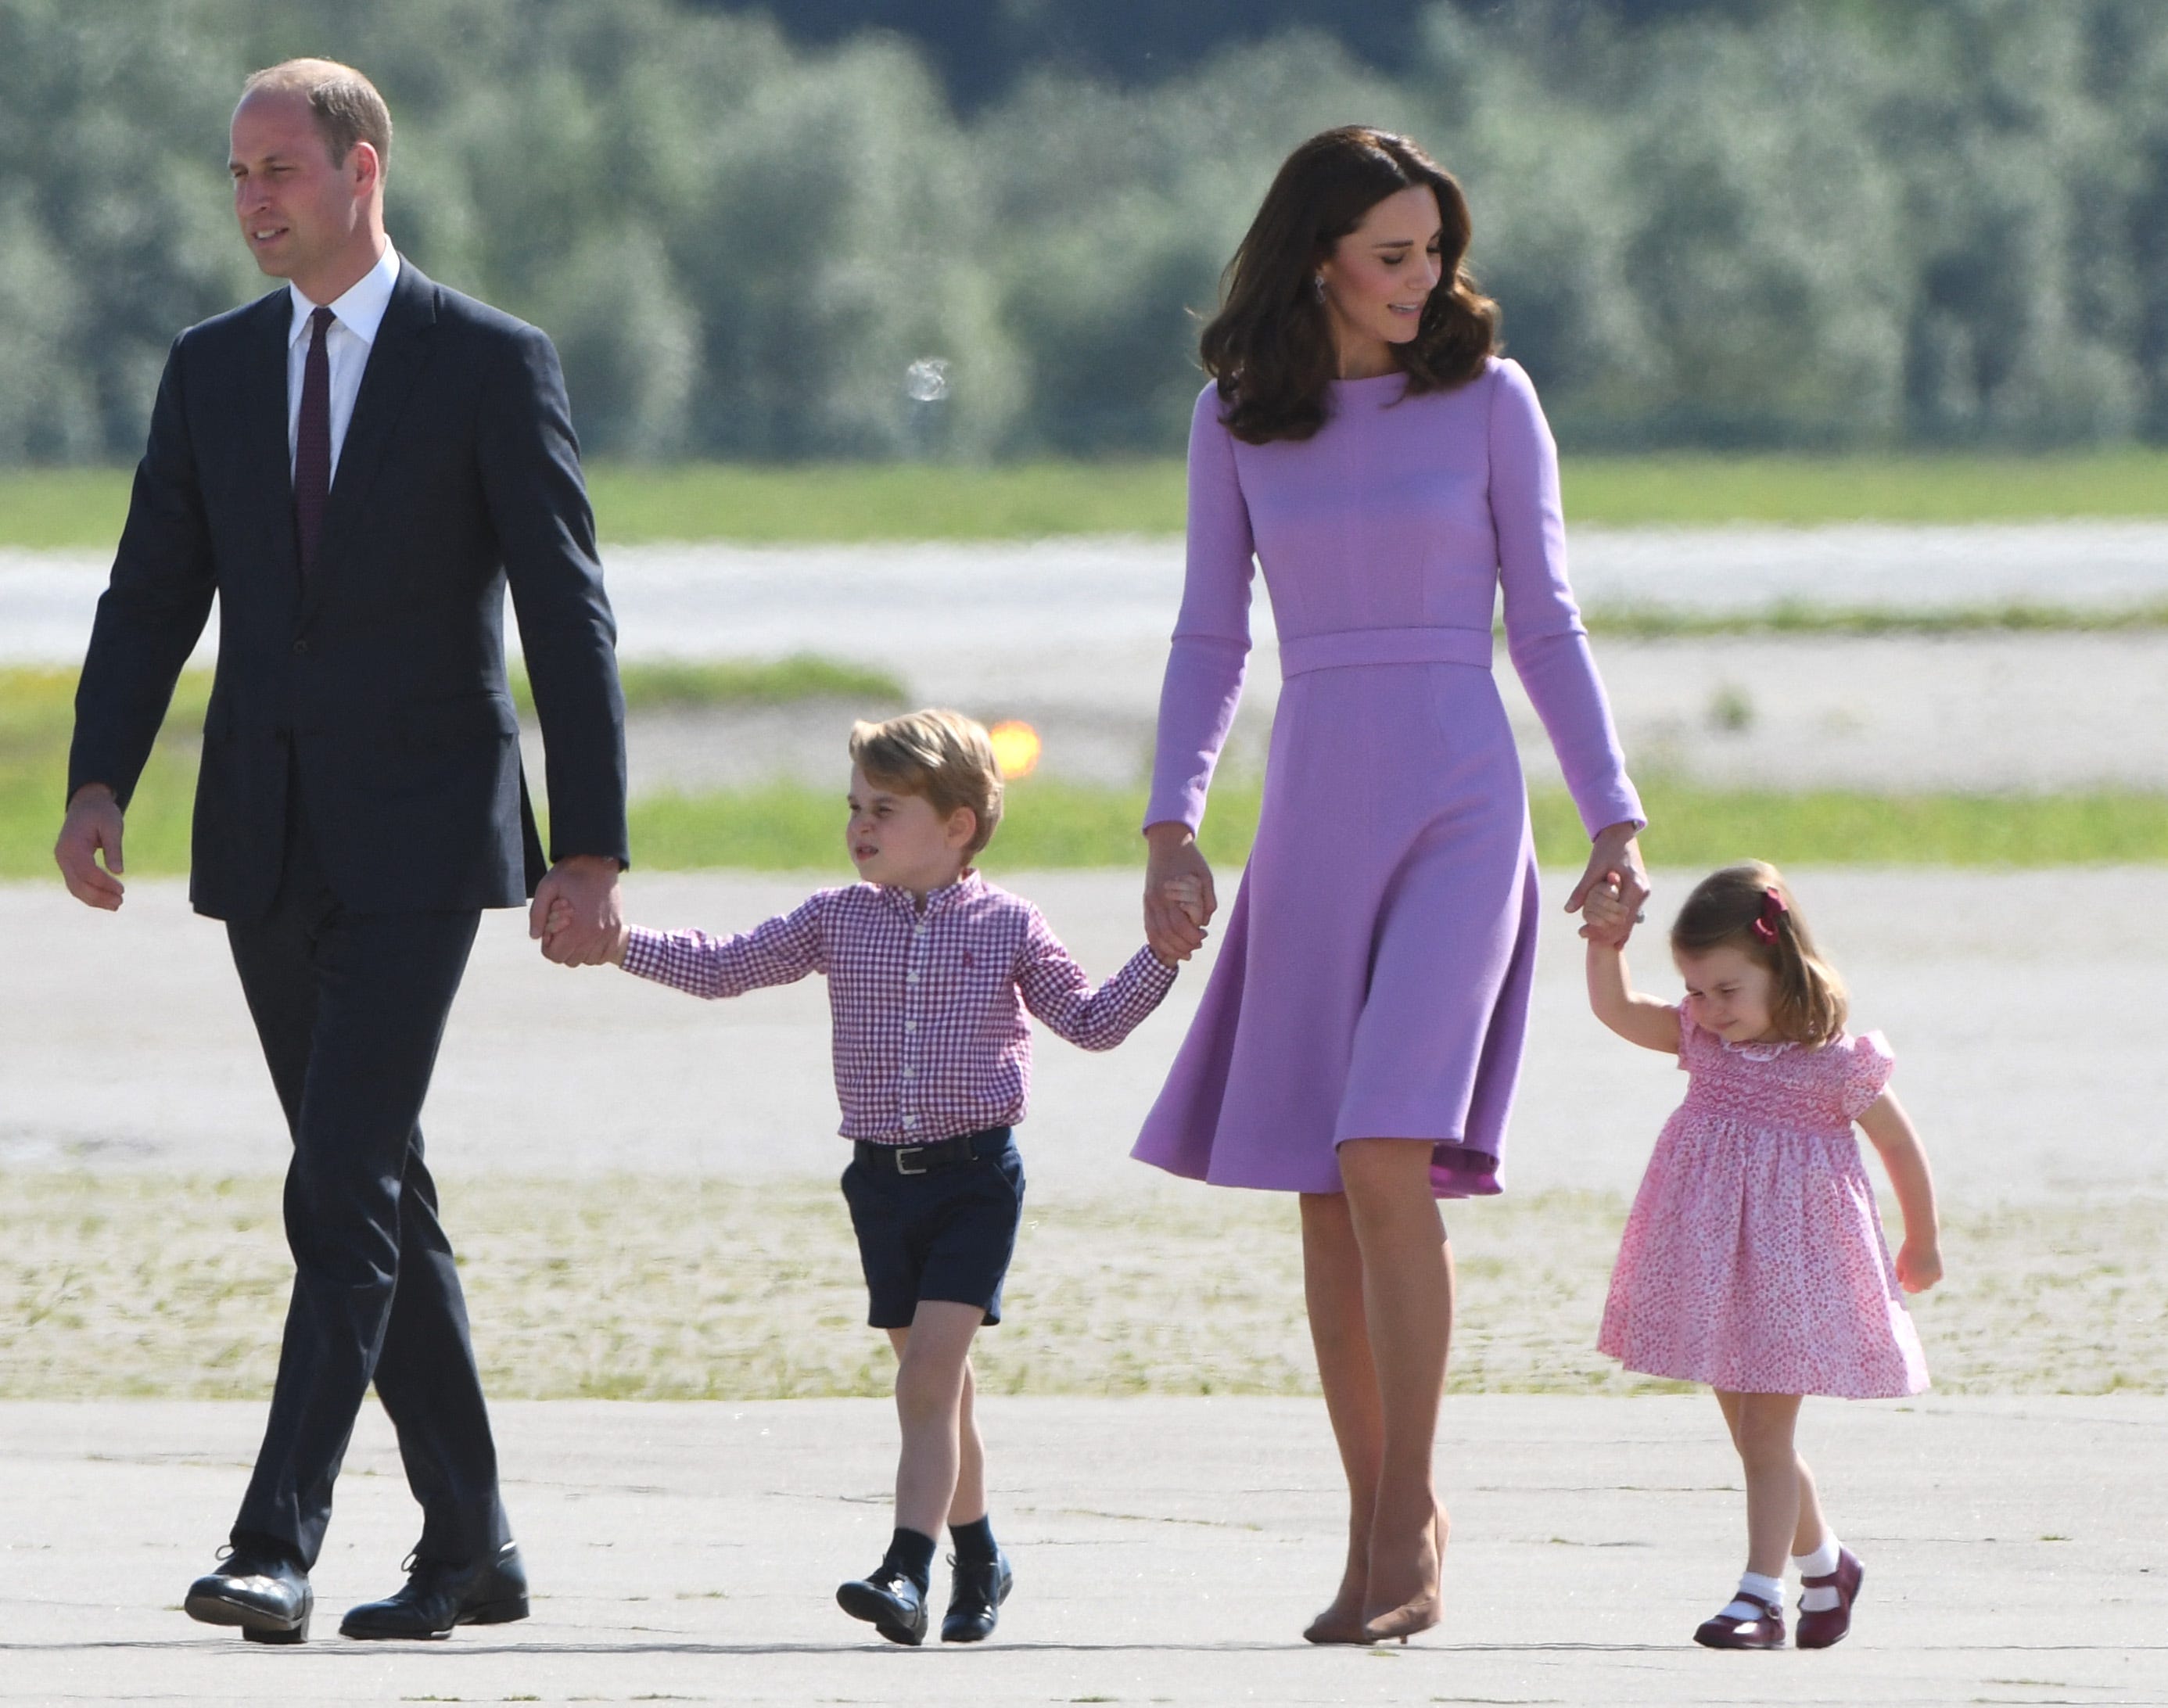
[
  {"x1": 1, "y1": 1395, "x2": 2160, "y2": 1705},
  {"x1": 7, "y1": 867, "x2": 2163, "y2": 1204}
]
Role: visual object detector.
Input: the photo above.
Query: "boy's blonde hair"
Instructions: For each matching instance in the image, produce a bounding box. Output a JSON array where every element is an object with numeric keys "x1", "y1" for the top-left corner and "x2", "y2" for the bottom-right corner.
[
  {"x1": 1670, "y1": 860, "x2": 1848, "y2": 1047},
  {"x1": 849, "y1": 709, "x2": 1005, "y2": 858}
]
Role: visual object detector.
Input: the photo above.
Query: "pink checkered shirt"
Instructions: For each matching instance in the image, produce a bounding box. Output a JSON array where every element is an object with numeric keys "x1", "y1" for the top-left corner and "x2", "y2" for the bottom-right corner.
[{"x1": 619, "y1": 870, "x2": 1178, "y2": 1145}]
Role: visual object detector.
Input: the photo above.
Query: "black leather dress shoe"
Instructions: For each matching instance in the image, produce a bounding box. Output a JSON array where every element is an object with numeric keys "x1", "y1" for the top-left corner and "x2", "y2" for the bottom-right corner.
[
  {"x1": 940, "y1": 1550, "x2": 1013, "y2": 1643},
  {"x1": 184, "y1": 1548, "x2": 313, "y2": 1644},
  {"x1": 835, "y1": 1567, "x2": 928, "y2": 1645},
  {"x1": 339, "y1": 1541, "x2": 529, "y2": 1641}
]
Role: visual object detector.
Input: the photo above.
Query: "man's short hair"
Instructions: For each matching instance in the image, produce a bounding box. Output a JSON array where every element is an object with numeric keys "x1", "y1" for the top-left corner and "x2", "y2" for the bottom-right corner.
[
  {"x1": 849, "y1": 709, "x2": 1007, "y2": 858},
  {"x1": 242, "y1": 58, "x2": 393, "y2": 171}
]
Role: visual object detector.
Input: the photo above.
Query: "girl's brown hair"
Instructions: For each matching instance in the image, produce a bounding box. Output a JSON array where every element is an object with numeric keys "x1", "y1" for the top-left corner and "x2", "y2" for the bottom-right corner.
[
  {"x1": 1199, "y1": 125, "x2": 1497, "y2": 445},
  {"x1": 1670, "y1": 861, "x2": 1849, "y2": 1048}
]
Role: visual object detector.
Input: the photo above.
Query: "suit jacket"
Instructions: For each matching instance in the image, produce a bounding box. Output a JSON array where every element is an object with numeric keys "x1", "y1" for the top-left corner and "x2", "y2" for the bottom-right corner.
[{"x1": 68, "y1": 260, "x2": 630, "y2": 921}]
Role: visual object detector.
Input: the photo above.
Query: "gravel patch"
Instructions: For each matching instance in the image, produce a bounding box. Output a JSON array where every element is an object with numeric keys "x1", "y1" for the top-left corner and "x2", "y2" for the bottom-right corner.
[{"x1": 2, "y1": 1172, "x2": 2156, "y2": 1400}]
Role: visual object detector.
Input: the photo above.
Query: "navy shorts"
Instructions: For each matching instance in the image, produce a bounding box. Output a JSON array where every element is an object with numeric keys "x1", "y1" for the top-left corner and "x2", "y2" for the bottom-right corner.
[{"x1": 840, "y1": 1127, "x2": 1026, "y2": 1329}]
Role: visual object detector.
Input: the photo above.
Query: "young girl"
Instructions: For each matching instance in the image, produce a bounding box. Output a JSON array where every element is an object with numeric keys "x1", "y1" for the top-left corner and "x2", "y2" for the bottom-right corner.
[{"x1": 1581, "y1": 861, "x2": 1941, "y2": 1652}]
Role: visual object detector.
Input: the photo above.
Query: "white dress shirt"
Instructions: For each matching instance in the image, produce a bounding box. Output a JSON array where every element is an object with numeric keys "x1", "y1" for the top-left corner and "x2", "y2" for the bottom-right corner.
[{"x1": 286, "y1": 245, "x2": 401, "y2": 482}]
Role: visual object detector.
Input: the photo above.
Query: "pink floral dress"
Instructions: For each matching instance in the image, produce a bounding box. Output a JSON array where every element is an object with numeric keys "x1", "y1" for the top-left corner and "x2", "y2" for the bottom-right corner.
[{"x1": 1598, "y1": 1010, "x2": 1929, "y2": 1398}]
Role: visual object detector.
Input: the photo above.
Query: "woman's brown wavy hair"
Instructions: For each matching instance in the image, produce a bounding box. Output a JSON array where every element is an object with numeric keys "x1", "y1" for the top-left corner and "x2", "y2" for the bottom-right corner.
[
  {"x1": 1199, "y1": 126, "x2": 1497, "y2": 445},
  {"x1": 1670, "y1": 862, "x2": 1850, "y2": 1049}
]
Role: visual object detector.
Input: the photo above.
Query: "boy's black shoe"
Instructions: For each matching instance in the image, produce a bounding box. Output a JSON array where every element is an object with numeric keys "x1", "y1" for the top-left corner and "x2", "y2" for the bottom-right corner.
[
  {"x1": 837, "y1": 1567, "x2": 928, "y2": 1645},
  {"x1": 940, "y1": 1549, "x2": 1013, "y2": 1643}
]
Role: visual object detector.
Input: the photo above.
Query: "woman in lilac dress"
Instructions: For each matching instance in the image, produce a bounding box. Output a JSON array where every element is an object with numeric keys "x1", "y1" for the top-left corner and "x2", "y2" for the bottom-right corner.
[{"x1": 1136, "y1": 127, "x2": 1651, "y2": 1644}]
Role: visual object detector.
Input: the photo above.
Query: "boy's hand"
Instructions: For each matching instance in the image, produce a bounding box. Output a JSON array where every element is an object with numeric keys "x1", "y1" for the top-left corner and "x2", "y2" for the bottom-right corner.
[
  {"x1": 1895, "y1": 1236, "x2": 1943, "y2": 1294},
  {"x1": 1579, "y1": 880, "x2": 1635, "y2": 946},
  {"x1": 1161, "y1": 873, "x2": 1208, "y2": 930}
]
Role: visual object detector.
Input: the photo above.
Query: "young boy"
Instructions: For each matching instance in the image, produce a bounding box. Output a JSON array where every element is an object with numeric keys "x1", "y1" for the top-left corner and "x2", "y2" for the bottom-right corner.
[{"x1": 570, "y1": 709, "x2": 1186, "y2": 1645}]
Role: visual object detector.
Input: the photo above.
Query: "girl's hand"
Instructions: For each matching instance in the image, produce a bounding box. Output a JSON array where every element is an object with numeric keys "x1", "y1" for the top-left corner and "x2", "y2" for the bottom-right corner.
[
  {"x1": 1894, "y1": 1237, "x2": 1943, "y2": 1294},
  {"x1": 1567, "y1": 821, "x2": 1649, "y2": 942},
  {"x1": 1144, "y1": 823, "x2": 1215, "y2": 963},
  {"x1": 1580, "y1": 878, "x2": 1634, "y2": 947}
]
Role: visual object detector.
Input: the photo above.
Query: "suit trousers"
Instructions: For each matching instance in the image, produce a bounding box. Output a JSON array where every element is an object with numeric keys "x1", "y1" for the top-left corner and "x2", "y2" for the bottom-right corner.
[{"x1": 224, "y1": 787, "x2": 508, "y2": 1570}]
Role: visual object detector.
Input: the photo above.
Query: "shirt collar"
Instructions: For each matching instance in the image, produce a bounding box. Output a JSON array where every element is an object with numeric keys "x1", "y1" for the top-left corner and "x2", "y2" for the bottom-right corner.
[
  {"x1": 881, "y1": 868, "x2": 983, "y2": 914},
  {"x1": 289, "y1": 244, "x2": 401, "y2": 348}
]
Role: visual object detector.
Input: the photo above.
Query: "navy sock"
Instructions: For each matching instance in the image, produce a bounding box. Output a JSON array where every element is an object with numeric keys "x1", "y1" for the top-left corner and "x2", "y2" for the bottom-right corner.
[
  {"x1": 950, "y1": 1515, "x2": 998, "y2": 1564},
  {"x1": 881, "y1": 1527, "x2": 937, "y2": 1591}
]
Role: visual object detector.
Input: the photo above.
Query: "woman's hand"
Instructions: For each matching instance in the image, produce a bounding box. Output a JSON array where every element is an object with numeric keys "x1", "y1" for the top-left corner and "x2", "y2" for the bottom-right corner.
[
  {"x1": 1144, "y1": 821, "x2": 1216, "y2": 963},
  {"x1": 1567, "y1": 820, "x2": 1649, "y2": 943}
]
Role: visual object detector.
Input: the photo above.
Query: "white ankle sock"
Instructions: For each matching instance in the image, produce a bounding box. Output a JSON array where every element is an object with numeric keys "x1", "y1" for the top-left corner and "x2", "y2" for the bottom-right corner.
[
  {"x1": 1793, "y1": 1536, "x2": 1844, "y2": 1610},
  {"x1": 1719, "y1": 1570, "x2": 1784, "y2": 1622}
]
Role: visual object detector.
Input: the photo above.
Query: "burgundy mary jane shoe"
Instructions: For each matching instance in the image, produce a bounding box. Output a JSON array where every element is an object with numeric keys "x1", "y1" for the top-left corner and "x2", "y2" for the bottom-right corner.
[
  {"x1": 1796, "y1": 1548, "x2": 1864, "y2": 1649},
  {"x1": 1693, "y1": 1591, "x2": 1786, "y2": 1649}
]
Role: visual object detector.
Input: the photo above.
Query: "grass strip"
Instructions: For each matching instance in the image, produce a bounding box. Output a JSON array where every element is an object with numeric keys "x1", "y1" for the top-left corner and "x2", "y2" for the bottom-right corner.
[
  {"x1": 9, "y1": 764, "x2": 2168, "y2": 879},
  {"x1": 633, "y1": 780, "x2": 2168, "y2": 873},
  {"x1": 517, "y1": 654, "x2": 906, "y2": 717},
  {"x1": 16, "y1": 449, "x2": 2168, "y2": 549},
  {"x1": 1579, "y1": 598, "x2": 2168, "y2": 638},
  {"x1": 0, "y1": 1172, "x2": 2155, "y2": 1399}
]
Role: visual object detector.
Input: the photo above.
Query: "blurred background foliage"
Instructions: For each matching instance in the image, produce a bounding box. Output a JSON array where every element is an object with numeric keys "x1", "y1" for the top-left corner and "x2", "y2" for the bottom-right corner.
[{"x1": 5, "y1": 0, "x2": 2168, "y2": 463}]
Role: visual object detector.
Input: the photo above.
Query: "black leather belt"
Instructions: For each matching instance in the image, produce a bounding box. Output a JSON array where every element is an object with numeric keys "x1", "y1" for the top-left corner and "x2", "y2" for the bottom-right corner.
[{"x1": 853, "y1": 1125, "x2": 1010, "y2": 1177}]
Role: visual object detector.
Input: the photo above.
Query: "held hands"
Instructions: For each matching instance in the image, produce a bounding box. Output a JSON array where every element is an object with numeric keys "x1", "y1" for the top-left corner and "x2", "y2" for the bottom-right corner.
[
  {"x1": 1580, "y1": 878, "x2": 1636, "y2": 949},
  {"x1": 1143, "y1": 822, "x2": 1215, "y2": 964},
  {"x1": 55, "y1": 784, "x2": 127, "y2": 910},
  {"x1": 1894, "y1": 1236, "x2": 1944, "y2": 1294},
  {"x1": 529, "y1": 854, "x2": 626, "y2": 966},
  {"x1": 1567, "y1": 821, "x2": 1649, "y2": 946}
]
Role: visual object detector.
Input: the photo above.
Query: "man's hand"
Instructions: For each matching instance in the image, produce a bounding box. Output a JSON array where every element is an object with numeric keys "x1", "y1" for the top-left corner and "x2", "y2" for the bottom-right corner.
[
  {"x1": 530, "y1": 854, "x2": 624, "y2": 965},
  {"x1": 56, "y1": 784, "x2": 127, "y2": 910}
]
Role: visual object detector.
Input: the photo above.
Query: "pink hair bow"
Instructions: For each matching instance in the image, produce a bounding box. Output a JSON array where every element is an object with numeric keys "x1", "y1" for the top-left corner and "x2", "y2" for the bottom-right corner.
[{"x1": 1750, "y1": 887, "x2": 1788, "y2": 944}]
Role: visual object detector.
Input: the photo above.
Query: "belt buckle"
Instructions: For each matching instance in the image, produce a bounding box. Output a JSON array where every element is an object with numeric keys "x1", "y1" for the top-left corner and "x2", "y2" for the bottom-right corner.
[{"x1": 895, "y1": 1145, "x2": 928, "y2": 1175}]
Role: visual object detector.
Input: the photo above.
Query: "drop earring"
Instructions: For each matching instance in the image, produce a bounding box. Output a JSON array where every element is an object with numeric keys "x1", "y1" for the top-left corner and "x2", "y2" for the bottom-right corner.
[{"x1": 1312, "y1": 274, "x2": 1326, "y2": 303}]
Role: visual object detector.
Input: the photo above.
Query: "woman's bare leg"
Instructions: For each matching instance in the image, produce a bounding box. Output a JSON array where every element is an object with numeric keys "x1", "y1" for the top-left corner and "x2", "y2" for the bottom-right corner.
[
  {"x1": 1337, "y1": 1138, "x2": 1453, "y2": 1632},
  {"x1": 1299, "y1": 1190, "x2": 1384, "y2": 1638}
]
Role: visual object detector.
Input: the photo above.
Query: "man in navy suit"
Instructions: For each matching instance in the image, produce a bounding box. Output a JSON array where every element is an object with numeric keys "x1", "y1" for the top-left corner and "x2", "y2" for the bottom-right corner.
[{"x1": 56, "y1": 59, "x2": 630, "y2": 1644}]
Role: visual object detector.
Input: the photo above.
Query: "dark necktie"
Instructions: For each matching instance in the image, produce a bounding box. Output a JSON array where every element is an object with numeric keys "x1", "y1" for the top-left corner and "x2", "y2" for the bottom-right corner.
[{"x1": 294, "y1": 304, "x2": 333, "y2": 575}]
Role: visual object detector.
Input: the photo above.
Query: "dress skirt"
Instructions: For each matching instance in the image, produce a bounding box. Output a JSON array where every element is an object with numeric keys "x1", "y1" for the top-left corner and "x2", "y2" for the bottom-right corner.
[
  {"x1": 1132, "y1": 655, "x2": 1537, "y2": 1199},
  {"x1": 1598, "y1": 1087, "x2": 1930, "y2": 1399}
]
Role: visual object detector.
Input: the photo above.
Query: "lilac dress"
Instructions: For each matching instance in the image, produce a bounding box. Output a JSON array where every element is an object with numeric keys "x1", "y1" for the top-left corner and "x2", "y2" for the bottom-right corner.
[{"x1": 1132, "y1": 360, "x2": 1641, "y2": 1198}]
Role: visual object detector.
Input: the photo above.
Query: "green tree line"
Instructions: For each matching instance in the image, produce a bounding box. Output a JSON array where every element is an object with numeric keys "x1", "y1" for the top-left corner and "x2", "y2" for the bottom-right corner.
[{"x1": 2, "y1": 0, "x2": 2162, "y2": 463}]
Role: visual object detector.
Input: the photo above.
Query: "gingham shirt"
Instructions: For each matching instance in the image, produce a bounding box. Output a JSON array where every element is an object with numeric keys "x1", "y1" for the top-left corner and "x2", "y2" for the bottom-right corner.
[{"x1": 620, "y1": 871, "x2": 1178, "y2": 1144}]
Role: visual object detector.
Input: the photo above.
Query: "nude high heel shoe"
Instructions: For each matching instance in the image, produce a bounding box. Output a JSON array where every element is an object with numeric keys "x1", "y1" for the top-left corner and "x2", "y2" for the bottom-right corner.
[
  {"x1": 1361, "y1": 1505, "x2": 1445, "y2": 1645},
  {"x1": 1302, "y1": 1587, "x2": 1373, "y2": 1645}
]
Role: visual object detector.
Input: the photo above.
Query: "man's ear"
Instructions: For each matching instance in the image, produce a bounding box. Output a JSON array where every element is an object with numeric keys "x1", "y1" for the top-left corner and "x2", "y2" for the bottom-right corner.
[{"x1": 350, "y1": 140, "x2": 382, "y2": 197}]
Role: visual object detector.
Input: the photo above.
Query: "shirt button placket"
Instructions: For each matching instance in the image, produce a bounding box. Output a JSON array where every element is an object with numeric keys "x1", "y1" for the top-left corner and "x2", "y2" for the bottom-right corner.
[{"x1": 899, "y1": 913, "x2": 926, "y2": 1136}]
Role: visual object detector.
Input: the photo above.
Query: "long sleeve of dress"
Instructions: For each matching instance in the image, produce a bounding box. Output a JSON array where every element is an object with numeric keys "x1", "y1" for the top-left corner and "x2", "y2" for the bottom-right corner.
[
  {"x1": 1145, "y1": 385, "x2": 1256, "y2": 832},
  {"x1": 1487, "y1": 360, "x2": 1644, "y2": 836}
]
